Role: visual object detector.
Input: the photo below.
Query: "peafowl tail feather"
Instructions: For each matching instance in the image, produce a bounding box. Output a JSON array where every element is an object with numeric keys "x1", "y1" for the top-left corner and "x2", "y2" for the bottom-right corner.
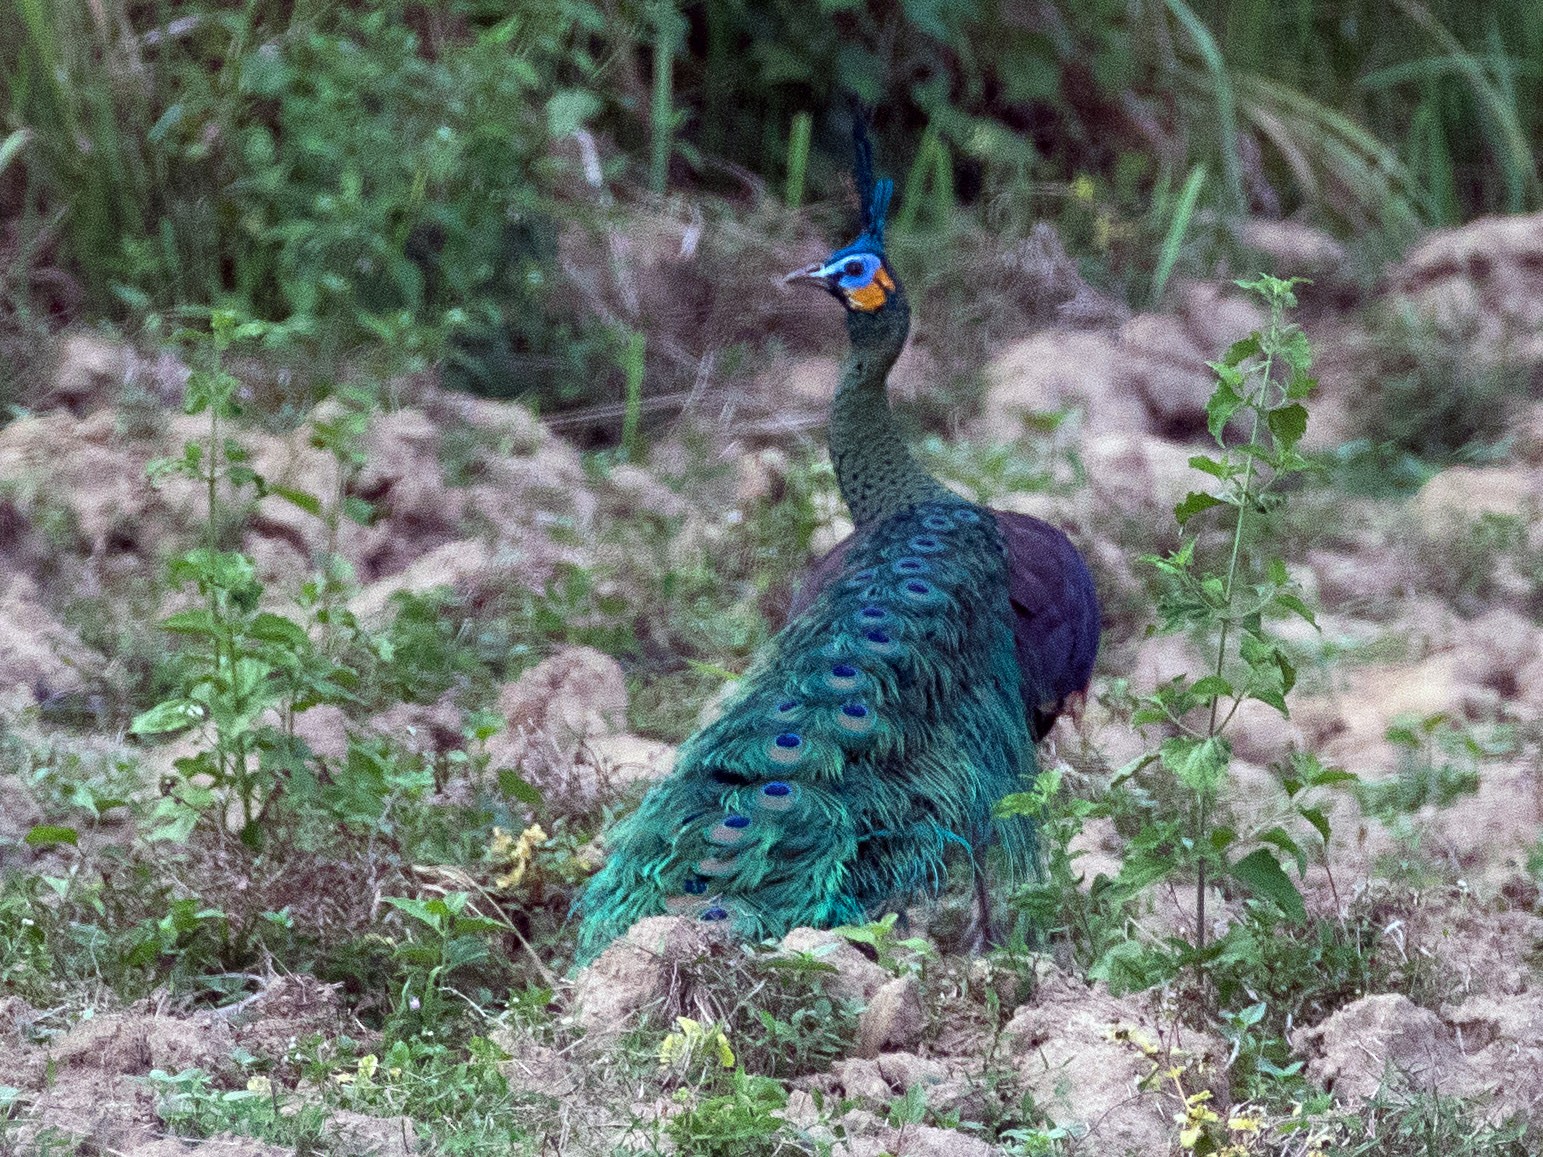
[{"x1": 573, "y1": 498, "x2": 1037, "y2": 963}]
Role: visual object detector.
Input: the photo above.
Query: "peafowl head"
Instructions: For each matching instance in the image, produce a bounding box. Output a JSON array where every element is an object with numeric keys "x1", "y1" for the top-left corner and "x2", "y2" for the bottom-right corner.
[{"x1": 785, "y1": 117, "x2": 909, "y2": 333}]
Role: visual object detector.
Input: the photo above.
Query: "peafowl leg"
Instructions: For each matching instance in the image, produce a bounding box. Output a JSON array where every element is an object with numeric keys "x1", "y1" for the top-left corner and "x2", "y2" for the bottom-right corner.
[{"x1": 966, "y1": 867, "x2": 997, "y2": 953}]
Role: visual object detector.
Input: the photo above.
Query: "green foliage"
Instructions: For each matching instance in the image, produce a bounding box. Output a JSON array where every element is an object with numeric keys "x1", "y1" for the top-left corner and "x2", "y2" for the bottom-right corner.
[
  {"x1": 1359, "y1": 713, "x2": 1506, "y2": 819},
  {"x1": 665, "y1": 1070, "x2": 807, "y2": 1157},
  {"x1": 381, "y1": 891, "x2": 512, "y2": 1039},
  {"x1": 132, "y1": 314, "x2": 358, "y2": 847},
  {"x1": 1009, "y1": 277, "x2": 1357, "y2": 1009},
  {"x1": 1357, "y1": 311, "x2": 1536, "y2": 464},
  {"x1": 3, "y1": 0, "x2": 608, "y2": 398}
]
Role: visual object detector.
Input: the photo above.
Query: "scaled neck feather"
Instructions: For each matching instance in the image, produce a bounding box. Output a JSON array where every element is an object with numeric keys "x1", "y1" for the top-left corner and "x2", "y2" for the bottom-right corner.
[{"x1": 829, "y1": 294, "x2": 951, "y2": 526}]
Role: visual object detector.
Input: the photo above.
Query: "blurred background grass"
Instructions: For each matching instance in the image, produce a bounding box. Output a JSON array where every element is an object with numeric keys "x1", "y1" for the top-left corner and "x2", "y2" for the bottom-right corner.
[{"x1": 2, "y1": 0, "x2": 1539, "y2": 425}]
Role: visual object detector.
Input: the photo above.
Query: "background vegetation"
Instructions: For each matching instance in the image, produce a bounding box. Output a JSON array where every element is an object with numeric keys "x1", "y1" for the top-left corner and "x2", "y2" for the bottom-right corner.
[{"x1": 4, "y1": 0, "x2": 1542, "y2": 419}]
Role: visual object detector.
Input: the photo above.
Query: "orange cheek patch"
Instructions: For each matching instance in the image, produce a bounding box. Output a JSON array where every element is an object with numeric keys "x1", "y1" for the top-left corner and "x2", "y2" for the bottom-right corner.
[
  {"x1": 847, "y1": 282, "x2": 888, "y2": 312},
  {"x1": 875, "y1": 266, "x2": 895, "y2": 291}
]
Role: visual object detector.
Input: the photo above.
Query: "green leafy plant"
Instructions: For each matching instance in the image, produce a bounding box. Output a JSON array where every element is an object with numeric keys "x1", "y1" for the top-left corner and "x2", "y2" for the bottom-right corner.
[
  {"x1": 130, "y1": 312, "x2": 356, "y2": 847},
  {"x1": 381, "y1": 891, "x2": 510, "y2": 1038},
  {"x1": 1008, "y1": 276, "x2": 1359, "y2": 1005}
]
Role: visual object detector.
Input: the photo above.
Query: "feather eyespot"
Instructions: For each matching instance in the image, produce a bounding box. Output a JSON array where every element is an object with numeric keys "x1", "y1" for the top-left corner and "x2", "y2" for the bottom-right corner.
[
  {"x1": 757, "y1": 781, "x2": 798, "y2": 812},
  {"x1": 903, "y1": 580, "x2": 932, "y2": 595},
  {"x1": 860, "y1": 627, "x2": 899, "y2": 657},
  {"x1": 837, "y1": 702, "x2": 876, "y2": 735},
  {"x1": 892, "y1": 557, "x2": 929, "y2": 575},
  {"x1": 845, "y1": 567, "x2": 878, "y2": 587},
  {"x1": 953, "y1": 508, "x2": 983, "y2": 523},
  {"x1": 858, "y1": 606, "x2": 888, "y2": 621},
  {"x1": 682, "y1": 877, "x2": 709, "y2": 895},
  {"x1": 767, "y1": 732, "x2": 804, "y2": 765},
  {"x1": 921, "y1": 514, "x2": 955, "y2": 532},
  {"x1": 708, "y1": 815, "x2": 752, "y2": 846},
  {"x1": 700, "y1": 906, "x2": 730, "y2": 921},
  {"x1": 899, "y1": 577, "x2": 948, "y2": 607},
  {"x1": 824, "y1": 662, "x2": 864, "y2": 693},
  {"x1": 907, "y1": 535, "x2": 945, "y2": 555}
]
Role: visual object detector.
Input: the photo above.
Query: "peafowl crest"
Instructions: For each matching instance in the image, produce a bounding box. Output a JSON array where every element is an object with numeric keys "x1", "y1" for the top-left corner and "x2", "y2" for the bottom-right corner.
[{"x1": 574, "y1": 116, "x2": 1099, "y2": 963}]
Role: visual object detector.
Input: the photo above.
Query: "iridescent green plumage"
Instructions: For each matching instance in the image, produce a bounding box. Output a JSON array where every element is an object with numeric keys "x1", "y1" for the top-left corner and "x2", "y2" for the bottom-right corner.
[{"x1": 573, "y1": 118, "x2": 1090, "y2": 963}]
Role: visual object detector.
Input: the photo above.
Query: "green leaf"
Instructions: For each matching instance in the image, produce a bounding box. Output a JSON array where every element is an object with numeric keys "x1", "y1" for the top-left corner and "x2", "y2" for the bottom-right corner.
[
  {"x1": 247, "y1": 612, "x2": 310, "y2": 648},
  {"x1": 343, "y1": 496, "x2": 375, "y2": 525},
  {"x1": 1268, "y1": 403, "x2": 1309, "y2": 450},
  {"x1": 1273, "y1": 593, "x2": 1317, "y2": 625},
  {"x1": 1229, "y1": 848, "x2": 1306, "y2": 922},
  {"x1": 160, "y1": 609, "x2": 218, "y2": 636},
  {"x1": 1257, "y1": 826, "x2": 1307, "y2": 874},
  {"x1": 546, "y1": 88, "x2": 601, "y2": 137},
  {"x1": 1299, "y1": 806, "x2": 1331, "y2": 844},
  {"x1": 1206, "y1": 378, "x2": 1244, "y2": 442},
  {"x1": 497, "y1": 769, "x2": 543, "y2": 809},
  {"x1": 1286, "y1": 371, "x2": 1318, "y2": 400},
  {"x1": 1160, "y1": 736, "x2": 1230, "y2": 794},
  {"x1": 25, "y1": 824, "x2": 78, "y2": 847},
  {"x1": 1187, "y1": 454, "x2": 1232, "y2": 479},
  {"x1": 270, "y1": 485, "x2": 322, "y2": 516},
  {"x1": 1222, "y1": 333, "x2": 1261, "y2": 366},
  {"x1": 1174, "y1": 491, "x2": 1224, "y2": 526},
  {"x1": 131, "y1": 699, "x2": 205, "y2": 735},
  {"x1": 1189, "y1": 674, "x2": 1234, "y2": 701}
]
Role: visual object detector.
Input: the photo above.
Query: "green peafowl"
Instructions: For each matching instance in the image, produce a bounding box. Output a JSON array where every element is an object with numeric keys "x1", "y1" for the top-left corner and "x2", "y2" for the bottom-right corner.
[{"x1": 574, "y1": 118, "x2": 1100, "y2": 963}]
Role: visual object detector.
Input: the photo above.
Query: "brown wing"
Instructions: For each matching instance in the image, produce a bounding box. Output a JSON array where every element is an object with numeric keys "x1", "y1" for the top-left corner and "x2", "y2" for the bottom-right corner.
[{"x1": 789, "y1": 510, "x2": 1100, "y2": 740}]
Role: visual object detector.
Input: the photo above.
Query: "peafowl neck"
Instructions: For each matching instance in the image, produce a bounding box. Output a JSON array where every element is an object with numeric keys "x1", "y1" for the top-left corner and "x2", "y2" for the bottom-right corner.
[{"x1": 830, "y1": 295, "x2": 951, "y2": 526}]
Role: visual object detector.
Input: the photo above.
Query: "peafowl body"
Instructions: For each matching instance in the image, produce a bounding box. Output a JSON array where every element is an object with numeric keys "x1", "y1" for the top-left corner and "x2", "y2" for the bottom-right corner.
[{"x1": 574, "y1": 123, "x2": 1099, "y2": 963}]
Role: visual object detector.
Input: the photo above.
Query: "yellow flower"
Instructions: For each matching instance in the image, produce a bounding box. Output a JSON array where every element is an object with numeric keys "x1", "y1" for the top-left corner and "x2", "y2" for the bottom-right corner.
[
  {"x1": 657, "y1": 1016, "x2": 735, "y2": 1071},
  {"x1": 246, "y1": 1075, "x2": 272, "y2": 1095},
  {"x1": 1228, "y1": 1115, "x2": 1262, "y2": 1133},
  {"x1": 494, "y1": 824, "x2": 549, "y2": 890},
  {"x1": 1071, "y1": 174, "x2": 1096, "y2": 203},
  {"x1": 356, "y1": 1054, "x2": 378, "y2": 1083}
]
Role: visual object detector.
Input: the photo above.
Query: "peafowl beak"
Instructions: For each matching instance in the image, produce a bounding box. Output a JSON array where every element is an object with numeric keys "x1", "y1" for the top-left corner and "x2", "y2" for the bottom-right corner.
[{"x1": 784, "y1": 263, "x2": 838, "y2": 292}]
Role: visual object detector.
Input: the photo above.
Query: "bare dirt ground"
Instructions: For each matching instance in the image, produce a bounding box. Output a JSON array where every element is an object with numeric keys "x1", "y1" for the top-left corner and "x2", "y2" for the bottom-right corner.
[{"x1": 1, "y1": 211, "x2": 1541, "y2": 1154}]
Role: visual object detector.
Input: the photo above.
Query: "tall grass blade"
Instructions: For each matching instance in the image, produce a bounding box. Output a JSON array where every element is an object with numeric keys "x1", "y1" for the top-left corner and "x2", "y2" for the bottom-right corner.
[
  {"x1": 649, "y1": 2, "x2": 682, "y2": 195},
  {"x1": 620, "y1": 329, "x2": 647, "y2": 462},
  {"x1": 896, "y1": 125, "x2": 943, "y2": 236},
  {"x1": 1388, "y1": 0, "x2": 1541, "y2": 212},
  {"x1": 1165, "y1": 0, "x2": 1243, "y2": 217},
  {"x1": 0, "y1": 130, "x2": 30, "y2": 178},
  {"x1": 1152, "y1": 165, "x2": 1206, "y2": 303},
  {"x1": 784, "y1": 111, "x2": 812, "y2": 209}
]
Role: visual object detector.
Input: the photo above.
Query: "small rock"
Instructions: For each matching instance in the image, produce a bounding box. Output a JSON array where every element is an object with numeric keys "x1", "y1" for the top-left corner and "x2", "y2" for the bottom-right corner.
[
  {"x1": 1296, "y1": 993, "x2": 1482, "y2": 1105},
  {"x1": 832, "y1": 1057, "x2": 892, "y2": 1102},
  {"x1": 1412, "y1": 466, "x2": 1539, "y2": 535},
  {"x1": 976, "y1": 331, "x2": 1141, "y2": 443},
  {"x1": 874, "y1": 1051, "x2": 949, "y2": 1090},
  {"x1": 858, "y1": 975, "x2": 925, "y2": 1058},
  {"x1": 292, "y1": 704, "x2": 351, "y2": 763},
  {"x1": 49, "y1": 332, "x2": 129, "y2": 413},
  {"x1": 1234, "y1": 218, "x2": 1348, "y2": 277},
  {"x1": 571, "y1": 916, "x2": 711, "y2": 1034},
  {"x1": 1080, "y1": 433, "x2": 1199, "y2": 524},
  {"x1": 326, "y1": 1110, "x2": 417, "y2": 1157}
]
